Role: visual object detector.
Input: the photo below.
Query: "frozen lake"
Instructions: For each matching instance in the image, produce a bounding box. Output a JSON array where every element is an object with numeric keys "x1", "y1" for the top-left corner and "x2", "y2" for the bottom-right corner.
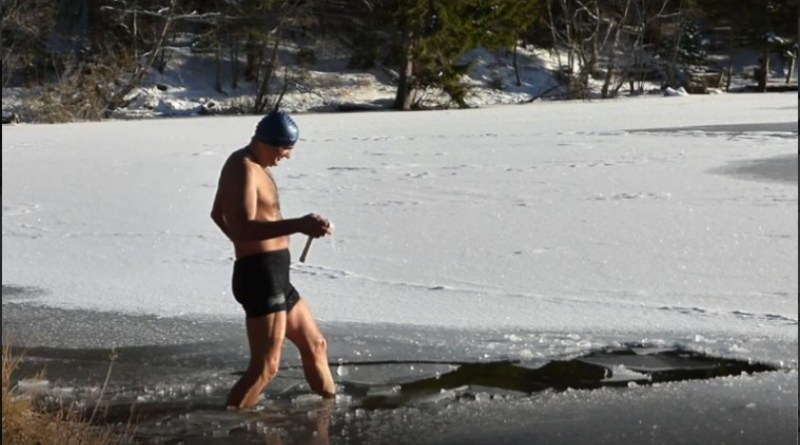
[
  {"x1": 3, "y1": 301, "x2": 797, "y2": 445},
  {"x1": 2, "y1": 94, "x2": 798, "y2": 444}
]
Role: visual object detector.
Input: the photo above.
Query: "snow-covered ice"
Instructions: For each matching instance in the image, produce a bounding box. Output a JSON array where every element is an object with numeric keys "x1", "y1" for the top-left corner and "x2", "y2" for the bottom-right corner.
[{"x1": 3, "y1": 94, "x2": 796, "y2": 338}]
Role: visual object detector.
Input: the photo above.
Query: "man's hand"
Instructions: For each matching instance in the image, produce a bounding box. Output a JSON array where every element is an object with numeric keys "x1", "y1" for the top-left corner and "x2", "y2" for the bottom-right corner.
[{"x1": 300, "y1": 214, "x2": 332, "y2": 238}]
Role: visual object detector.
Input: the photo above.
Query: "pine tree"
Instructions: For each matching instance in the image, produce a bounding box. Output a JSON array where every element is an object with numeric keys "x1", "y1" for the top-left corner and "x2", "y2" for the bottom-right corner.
[
  {"x1": 413, "y1": 1, "x2": 538, "y2": 107},
  {"x1": 659, "y1": 20, "x2": 707, "y2": 74},
  {"x1": 330, "y1": 0, "x2": 538, "y2": 110}
]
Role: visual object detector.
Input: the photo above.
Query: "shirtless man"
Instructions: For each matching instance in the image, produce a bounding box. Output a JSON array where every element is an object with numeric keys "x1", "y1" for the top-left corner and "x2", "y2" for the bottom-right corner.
[{"x1": 211, "y1": 111, "x2": 336, "y2": 409}]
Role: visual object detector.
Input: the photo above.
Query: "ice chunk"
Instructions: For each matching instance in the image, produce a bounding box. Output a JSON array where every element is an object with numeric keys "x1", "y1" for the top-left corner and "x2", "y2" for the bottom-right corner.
[
  {"x1": 602, "y1": 365, "x2": 652, "y2": 384},
  {"x1": 367, "y1": 386, "x2": 401, "y2": 397},
  {"x1": 504, "y1": 334, "x2": 523, "y2": 342},
  {"x1": 18, "y1": 379, "x2": 50, "y2": 392},
  {"x1": 292, "y1": 394, "x2": 323, "y2": 405}
]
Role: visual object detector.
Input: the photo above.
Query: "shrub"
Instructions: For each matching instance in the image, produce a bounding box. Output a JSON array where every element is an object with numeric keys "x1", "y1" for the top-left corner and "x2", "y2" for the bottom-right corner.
[{"x1": 2, "y1": 346, "x2": 133, "y2": 445}]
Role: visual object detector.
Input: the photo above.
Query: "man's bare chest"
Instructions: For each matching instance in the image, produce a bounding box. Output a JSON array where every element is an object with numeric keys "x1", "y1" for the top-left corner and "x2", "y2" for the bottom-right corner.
[{"x1": 254, "y1": 172, "x2": 281, "y2": 214}]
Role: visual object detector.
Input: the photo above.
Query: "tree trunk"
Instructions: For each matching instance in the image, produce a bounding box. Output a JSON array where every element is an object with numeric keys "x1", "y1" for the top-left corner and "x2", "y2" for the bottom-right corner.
[
  {"x1": 214, "y1": 41, "x2": 223, "y2": 94},
  {"x1": 393, "y1": 33, "x2": 415, "y2": 111},
  {"x1": 513, "y1": 39, "x2": 522, "y2": 87},
  {"x1": 601, "y1": 20, "x2": 622, "y2": 99},
  {"x1": 668, "y1": 0, "x2": 685, "y2": 89},
  {"x1": 786, "y1": 51, "x2": 797, "y2": 85},
  {"x1": 231, "y1": 34, "x2": 239, "y2": 90},
  {"x1": 725, "y1": 29, "x2": 734, "y2": 92},
  {"x1": 561, "y1": 0, "x2": 574, "y2": 74},
  {"x1": 254, "y1": 39, "x2": 280, "y2": 114},
  {"x1": 133, "y1": 9, "x2": 139, "y2": 60},
  {"x1": 758, "y1": 45, "x2": 770, "y2": 92}
]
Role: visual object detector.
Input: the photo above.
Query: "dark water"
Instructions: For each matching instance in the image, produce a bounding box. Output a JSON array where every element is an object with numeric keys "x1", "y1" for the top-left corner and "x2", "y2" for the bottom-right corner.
[{"x1": 634, "y1": 121, "x2": 798, "y2": 136}]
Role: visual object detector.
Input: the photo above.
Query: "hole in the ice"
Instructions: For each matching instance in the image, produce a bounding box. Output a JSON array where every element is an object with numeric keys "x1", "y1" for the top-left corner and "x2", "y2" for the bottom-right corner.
[
  {"x1": 356, "y1": 346, "x2": 780, "y2": 408},
  {"x1": 18, "y1": 345, "x2": 783, "y2": 425}
]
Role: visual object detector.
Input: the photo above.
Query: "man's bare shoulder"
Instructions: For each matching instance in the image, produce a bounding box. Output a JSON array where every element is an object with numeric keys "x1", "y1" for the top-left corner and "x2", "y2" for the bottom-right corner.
[
  {"x1": 221, "y1": 148, "x2": 258, "y2": 178},
  {"x1": 223, "y1": 148, "x2": 249, "y2": 168}
]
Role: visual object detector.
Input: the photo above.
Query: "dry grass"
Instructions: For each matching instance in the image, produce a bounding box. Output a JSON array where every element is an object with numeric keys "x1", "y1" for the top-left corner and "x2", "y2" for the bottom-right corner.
[
  {"x1": 18, "y1": 49, "x2": 140, "y2": 124},
  {"x1": 22, "y1": 76, "x2": 108, "y2": 124},
  {"x1": 2, "y1": 346, "x2": 134, "y2": 445}
]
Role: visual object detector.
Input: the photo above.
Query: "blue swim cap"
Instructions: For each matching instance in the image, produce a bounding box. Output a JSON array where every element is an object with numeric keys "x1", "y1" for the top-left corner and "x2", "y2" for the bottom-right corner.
[{"x1": 254, "y1": 111, "x2": 300, "y2": 147}]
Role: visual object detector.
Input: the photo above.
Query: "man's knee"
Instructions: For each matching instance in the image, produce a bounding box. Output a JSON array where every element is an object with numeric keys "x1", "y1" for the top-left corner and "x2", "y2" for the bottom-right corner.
[
  {"x1": 309, "y1": 336, "x2": 328, "y2": 359},
  {"x1": 256, "y1": 356, "x2": 281, "y2": 381}
]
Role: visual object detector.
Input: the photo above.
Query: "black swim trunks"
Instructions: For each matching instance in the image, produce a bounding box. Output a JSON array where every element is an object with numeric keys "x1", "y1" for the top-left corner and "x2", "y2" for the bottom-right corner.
[{"x1": 232, "y1": 250, "x2": 300, "y2": 318}]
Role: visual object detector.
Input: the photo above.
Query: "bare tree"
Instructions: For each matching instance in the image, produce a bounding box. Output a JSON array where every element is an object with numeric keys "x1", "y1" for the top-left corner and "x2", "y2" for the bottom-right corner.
[
  {"x1": 249, "y1": 0, "x2": 314, "y2": 114},
  {"x1": 98, "y1": 0, "x2": 284, "y2": 113},
  {"x1": 546, "y1": 0, "x2": 673, "y2": 99},
  {"x1": 600, "y1": 0, "x2": 633, "y2": 98},
  {"x1": 102, "y1": 0, "x2": 179, "y2": 114}
]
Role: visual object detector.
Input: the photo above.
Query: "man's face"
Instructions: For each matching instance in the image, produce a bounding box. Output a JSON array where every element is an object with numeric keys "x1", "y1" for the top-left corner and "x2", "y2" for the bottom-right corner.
[{"x1": 268, "y1": 145, "x2": 293, "y2": 167}]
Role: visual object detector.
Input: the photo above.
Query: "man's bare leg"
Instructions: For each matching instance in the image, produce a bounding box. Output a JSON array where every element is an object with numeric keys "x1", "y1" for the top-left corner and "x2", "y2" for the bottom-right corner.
[
  {"x1": 312, "y1": 399, "x2": 335, "y2": 445},
  {"x1": 286, "y1": 299, "x2": 336, "y2": 398},
  {"x1": 227, "y1": 312, "x2": 287, "y2": 409}
]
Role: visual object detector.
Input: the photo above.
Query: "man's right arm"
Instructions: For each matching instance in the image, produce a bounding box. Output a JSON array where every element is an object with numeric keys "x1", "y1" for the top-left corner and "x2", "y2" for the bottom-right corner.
[
  {"x1": 220, "y1": 161, "x2": 328, "y2": 242},
  {"x1": 210, "y1": 186, "x2": 234, "y2": 241}
]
